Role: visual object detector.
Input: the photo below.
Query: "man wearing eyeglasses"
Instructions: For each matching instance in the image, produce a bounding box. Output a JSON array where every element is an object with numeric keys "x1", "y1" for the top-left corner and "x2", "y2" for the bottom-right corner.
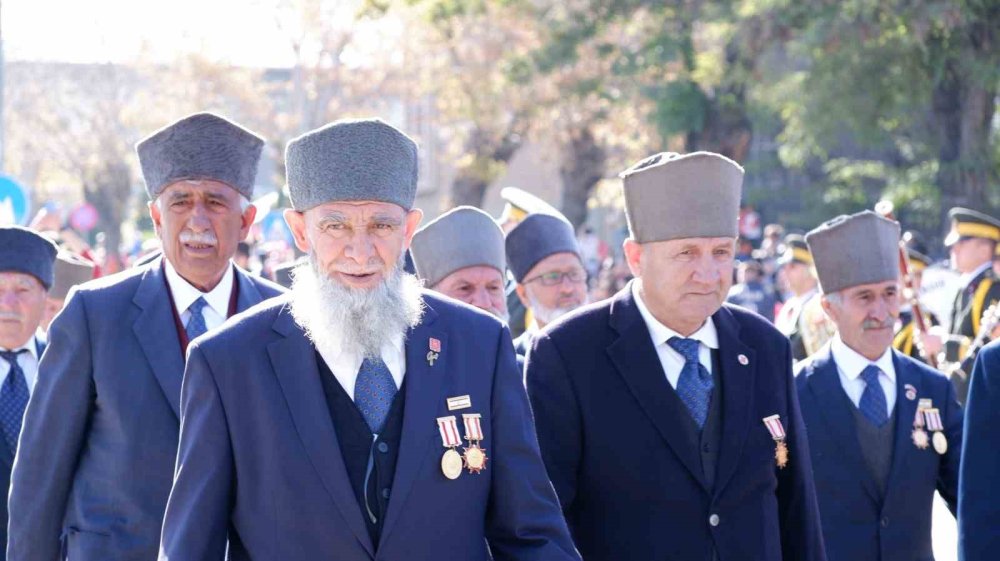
[{"x1": 505, "y1": 213, "x2": 589, "y2": 357}]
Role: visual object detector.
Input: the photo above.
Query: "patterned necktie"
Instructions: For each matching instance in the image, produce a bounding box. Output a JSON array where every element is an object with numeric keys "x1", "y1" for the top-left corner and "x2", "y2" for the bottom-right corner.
[
  {"x1": 185, "y1": 297, "x2": 209, "y2": 341},
  {"x1": 354, "y1": 357, "x2": 397, "y2": 434},
  {"x1": 0, "y1": 350, "x2": 30, "y2": 452},
  {"x1": 859, "y1": 365, "x2": 889, "y2": 427},
  {"x1": 667, "y1": 337, "x2": 714, "y2": 429}
]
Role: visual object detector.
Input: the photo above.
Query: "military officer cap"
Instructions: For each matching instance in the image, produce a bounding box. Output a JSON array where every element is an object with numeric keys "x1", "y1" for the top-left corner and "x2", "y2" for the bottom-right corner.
[
  {"x1": 49, "y1": 252, "x2": 96, "y2": 300},
  {"x1": 137, "y1": 112, "x2": 265, "y2": 200},
  {"x1": 505, "y1": 213, "x2": 581, "y2": 283},
  {"x1": 905, "y1": 247, "x2": 932, "y2": 273},
  {"x1": 944, "y1": 207, "x2": 1000, "y2": 247},
  {"x1": 777, "y1": 234, "x2": 813, "y2": 267},
  {"x1": 0, "y1": 226, "x2": 58, "y2": 289},
  {"x1": 619, "y1": 151, "x2": 744, "y2": 243},
  {"x1": 498, "y1": 187, "x2": 562, "y2": 226},
  {"x1": 411, "y1": 206, "x2": 506, "y2": 288},
  {"x1": 285, "y1": 118, "x2": 419, "y2": 211},
  {"x1": 805, "y1": 210, "x2": 900, "y2": 294}
]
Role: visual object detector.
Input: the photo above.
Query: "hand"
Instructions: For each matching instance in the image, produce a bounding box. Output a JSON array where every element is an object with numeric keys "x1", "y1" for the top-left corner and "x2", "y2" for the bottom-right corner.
[{"x1": 919, "y1": 325, "x2": 946, "y2": 357}]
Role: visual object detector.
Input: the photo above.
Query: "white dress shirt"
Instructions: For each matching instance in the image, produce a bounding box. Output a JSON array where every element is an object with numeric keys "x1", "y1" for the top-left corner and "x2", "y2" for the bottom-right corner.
[
  {"x1": 164, "y1": 259, "x2": 235, "y2": 332},
  {"x1": 317, "y1": 334, "x2": 407, "y2": 404},
  {"x1": 0, "y1": 336, "x2": 40, "y2": 393},
  {"x1": 830, "y1": 335, "x2": 897, "y2": 417},
  {"x1": 632, "y1": 280, "x2": 719, "y2": 390}
]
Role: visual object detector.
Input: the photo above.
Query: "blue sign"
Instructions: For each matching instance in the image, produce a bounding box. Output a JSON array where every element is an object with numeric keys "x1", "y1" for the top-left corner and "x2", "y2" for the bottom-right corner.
[{"x1": 0, "y1": 176, "x2": 30, "y2": 225}]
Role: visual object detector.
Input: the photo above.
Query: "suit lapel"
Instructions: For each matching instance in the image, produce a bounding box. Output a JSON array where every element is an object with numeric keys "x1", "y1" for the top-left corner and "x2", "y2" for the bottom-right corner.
[
  {"x1": 380, "y1": 302, "x2": 446, "y2": 547},
  {"x1": 883, "y1": 351, "x2": 922, "y2": 505},
  {"x1": 607, "y1": 289, "x2": 708, "y2": 491},
  {"x1": 234, "y1": 267, "x2": 264, "y2": 313},
  {"x1": 132, "y1": 259, "x2": 186, "y2": 419},
  {"x1": 267, "y1": 307, "x2": 375, "y2": 557},
  {"x1": 806, "y1": 348, "x2": 881, "y2": 504},
  {"x1": 712, "y1": 307, "x2": 756, "y2": 495}
]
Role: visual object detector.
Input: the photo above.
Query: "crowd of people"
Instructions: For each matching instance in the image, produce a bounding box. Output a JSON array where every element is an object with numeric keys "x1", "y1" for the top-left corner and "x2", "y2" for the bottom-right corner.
[{"x1": 0, "y1": 111, "x2": 998, "y2": 561}]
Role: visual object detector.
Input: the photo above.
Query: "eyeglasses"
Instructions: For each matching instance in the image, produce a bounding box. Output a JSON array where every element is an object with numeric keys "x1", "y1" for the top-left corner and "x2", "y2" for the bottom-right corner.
[{"x1": 523, "y1": 269, "x2": 587, "y2": 286}]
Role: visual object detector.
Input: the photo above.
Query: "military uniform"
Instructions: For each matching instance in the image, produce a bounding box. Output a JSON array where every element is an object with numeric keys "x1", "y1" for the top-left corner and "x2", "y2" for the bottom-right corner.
[
  {"x1": 774, "y1": 236, "x2": 822, "y2": 361},
  {"x1": 892, "y1": 248, "x2": 939, "y2": 364},
  {"x1": 942, "y1": 208, "x2": 1000, "y2": 403}
]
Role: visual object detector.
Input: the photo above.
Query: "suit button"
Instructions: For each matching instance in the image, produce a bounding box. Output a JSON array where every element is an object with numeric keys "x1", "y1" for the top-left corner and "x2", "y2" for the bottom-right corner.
[
  {"x1": 382, "y1": 488, "x2": 391, "y2": 499},
  {"x1": 709, "y1": 514, "x2": 720, "y2": 527},
  {"x1": 881, "y1": 516, "x2": 889, "y2": 528},
  {"x1": 377, "y1": 442, "x2": 389, "y2": 453},
  {"x1": 702, "y1": 443, "x2": 711, "y2": 453}
]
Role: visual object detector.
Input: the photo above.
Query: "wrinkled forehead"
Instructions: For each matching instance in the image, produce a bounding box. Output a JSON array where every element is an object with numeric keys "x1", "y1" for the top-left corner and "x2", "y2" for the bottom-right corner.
[
  {"x1": 444, "y1": 265, "x2": 505, "y2": 285},
  {"x1": 305, "y1": 200, "x2": 408, "y2": 223},
  {"x1": 645, "y1": 236, "x2": 737, "y2": 251},
  {"x1": 158, "y1": 179, "x2": 243, "y2": 201},
  {"x1": 0, "y1": 271, "x2": 44, "y2": 290}
]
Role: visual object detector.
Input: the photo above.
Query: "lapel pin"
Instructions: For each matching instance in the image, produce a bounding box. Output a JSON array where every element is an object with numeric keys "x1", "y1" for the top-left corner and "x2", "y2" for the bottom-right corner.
[
  {"x1": 427, "y1": 337, "x2": 441, "y2": 366},
  {"x1": 738, "y1": 354, "x2": 749, "y2": 366},
  {"x1": 904, "y1": 383, "x2": 917, "y2": 401}
]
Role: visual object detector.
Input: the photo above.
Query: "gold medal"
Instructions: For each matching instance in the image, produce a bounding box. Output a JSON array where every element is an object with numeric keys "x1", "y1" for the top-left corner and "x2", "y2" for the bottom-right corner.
[
  {"x1": 775, "y1": 440, "x2": 789, "y2": 469},
  {"x1": 932, "y1": 431, "x2": 948, "y2": 455},
  {"x1": 441, "y1": 448, "x2": 463, "y2": 480},
  {"x1": 911, "y1": 428, "x2": 929, "y2": 449},
  {"x1": 463, "y1": 444, "x2": 488, "y2": 474}
]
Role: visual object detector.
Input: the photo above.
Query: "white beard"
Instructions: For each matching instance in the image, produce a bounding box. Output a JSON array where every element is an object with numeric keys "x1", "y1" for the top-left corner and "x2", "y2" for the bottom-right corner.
[
  {"x1": 528, "y1": 291, "x2": 586, "y2": 326},
  {"x1": 288, "y1": 255, "x2": 425, "y2": 360}
]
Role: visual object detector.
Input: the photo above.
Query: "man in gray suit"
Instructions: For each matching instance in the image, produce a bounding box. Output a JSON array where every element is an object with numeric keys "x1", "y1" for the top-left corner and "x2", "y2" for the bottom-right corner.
[{"x1": 7, "y1": 113, "x2": 284, "y2": 561}]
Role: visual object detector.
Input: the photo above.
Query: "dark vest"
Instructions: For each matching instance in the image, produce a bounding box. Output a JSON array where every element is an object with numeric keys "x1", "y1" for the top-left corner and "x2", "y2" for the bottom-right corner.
[
  {"x1": 848, "y1": 397, "x2": 896, "y2": 496},
  {"x1": 672, "y1": 352, "x2": 725, "y2": 488},
  {"x1": 317, "y1": 354, "x2": 406, "y2": 546}
]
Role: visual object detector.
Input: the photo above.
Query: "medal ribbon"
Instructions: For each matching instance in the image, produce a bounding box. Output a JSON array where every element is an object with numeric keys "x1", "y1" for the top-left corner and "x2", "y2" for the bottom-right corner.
[
  {"x1": 437, "y1": 416, "x2": 462, "y2": 447},
  {"x1": 924, "y1": 409, "x2": 944, "y2": 432},
  {"x1": 762, "y1": 415, "x2": 786, "y2": 440},
  {"x1": 462, "y1": 413, "x2": 484, "y2": 441}
]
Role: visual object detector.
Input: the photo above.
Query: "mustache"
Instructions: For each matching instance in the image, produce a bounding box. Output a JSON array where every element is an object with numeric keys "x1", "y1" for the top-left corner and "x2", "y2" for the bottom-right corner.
[
  {"x1": 0, "y1": 312, "x2": 21, "y2": 321},
  {"x1": 862, "y1": 317, "x2": 895, "y2": 330},
  {"x1": 179, "y1": 231, "x2": 218, "y2": 245}
]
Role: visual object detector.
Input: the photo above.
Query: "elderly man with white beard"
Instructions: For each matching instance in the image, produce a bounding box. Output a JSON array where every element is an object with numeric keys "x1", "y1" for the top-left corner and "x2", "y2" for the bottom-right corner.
[
  {"x1": 158, "y1": 118, "x2": 579, "y2": 561},
  {"x1": 504, "y1": 212, "x2": 589, "y2": 358}
]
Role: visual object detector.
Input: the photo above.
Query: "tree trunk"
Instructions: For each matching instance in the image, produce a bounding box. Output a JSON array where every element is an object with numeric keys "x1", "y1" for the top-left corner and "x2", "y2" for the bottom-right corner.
[
  {"x1": 559, "y1": 126, "x2": 606, "y2": 228},
  {"x1": 84, "y1": 159, "x2": 132, "y2": 274},
  {"x1": 449, "y1": 123, "x2": 524, "y2": 208}
]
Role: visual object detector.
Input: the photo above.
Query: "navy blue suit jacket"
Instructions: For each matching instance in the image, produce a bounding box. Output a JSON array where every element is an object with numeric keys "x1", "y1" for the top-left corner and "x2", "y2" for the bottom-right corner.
[
  {"x1": 158, "y1": 291, "x2": 579, "y2": 561},
  {"x1": 526, "y1": 286, "x2": 826, "y2": 561},
  {"x1": 959, "y1": 339, "x2": 1000, "y2": 561},
  {"x1": 7, "y1": 258, "x2": 284, "y2": 561},
  {"x1": 796, "y1": 346, "x2": 962, "y2": 561},
  {"x1": 0, "y1": 336, "x2": 44, "y2": 561}
]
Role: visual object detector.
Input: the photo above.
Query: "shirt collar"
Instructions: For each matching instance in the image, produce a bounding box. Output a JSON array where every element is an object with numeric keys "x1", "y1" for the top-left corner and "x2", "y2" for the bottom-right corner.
[
  {"x1": 830, "y1": 334, "x2": 895, "y2": 382},
  {"x1": 0, "y1": 336, "x2": 38, "y2": 361},
  {"x1": 631, "y1": 280, "x2": 719, "y2": 350},
  {"x1": 164, "y1": 258, "x2": 235, "y2": 318},
  {"x1": 958, "y1": 261, "x2": 992, "y2": 290}
]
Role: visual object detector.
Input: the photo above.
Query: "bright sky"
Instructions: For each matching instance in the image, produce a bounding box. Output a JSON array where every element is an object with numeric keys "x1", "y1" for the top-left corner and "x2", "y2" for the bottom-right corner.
[{"x1": 3, "y1": 0, "x2": 306, "y2": 67}]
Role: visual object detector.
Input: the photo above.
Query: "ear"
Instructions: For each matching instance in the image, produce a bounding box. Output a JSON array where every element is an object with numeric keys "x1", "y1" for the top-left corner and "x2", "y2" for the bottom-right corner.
[
  {"x1": 403, "y1": 208, "x2": 424, "y2": 248},
  {"x1": 283, "y1": 209, "x2": 311, "y2": 253},
  {"x1": 148, "y1": 200, "x2": 162, "y2": 236},
  {"x1": 515, "y1": 283, "x2": 530, "y2": 308},
  {"x1": 820, "y1": 295, "x2": 838, "y2": 322},
  {"x1": 623, "y1": 238, "x2": 642, "y2": 278},
  {"x1": 239, "y1": 204, "x2": 257, "y2": 241}
]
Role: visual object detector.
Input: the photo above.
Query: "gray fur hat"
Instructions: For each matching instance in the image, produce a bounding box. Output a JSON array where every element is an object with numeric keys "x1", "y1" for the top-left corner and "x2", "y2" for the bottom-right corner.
[
  {"x1": 411, "y1": 206, "x2": 506, "y2": 288},
  {"x1": 285, "y1": 118, "x2": 419, "y2": 211},
  {"x1": 0, "y1": 226, "x2": 58, "y2": 289},
  {"x1": 49, "y1": 252, "x2": 96, "y2": 300},
  {"x1": 505, "y1": 213, "x2": 581, "y2": 283},
  {"x1": 620, "y1": 151, "x2": 744, "y2": 243},
  {"x1": 136, "y1": 112, "x2": 264, "y2": 200},
  {"x1": 805, "y1": 210, "x2": 900, "y2": 294}
]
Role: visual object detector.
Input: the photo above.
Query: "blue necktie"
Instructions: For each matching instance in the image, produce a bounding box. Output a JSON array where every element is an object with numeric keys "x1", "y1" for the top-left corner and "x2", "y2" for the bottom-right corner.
[
  {"x1": 668, "y1": 337, "x2": 714, "y2": 429},
  {"x1": 186, "y1": 297, "x2": 209, "y2": 341},
  {"x1": 859, "y1": 365, "x2": 889, "y2": 427},
  {"x1": 0, "y1": 350, "x2": 30, "y2": 452},
  {"x1": 354, "y1": 357, "x2": 396, "y2": 434}
]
